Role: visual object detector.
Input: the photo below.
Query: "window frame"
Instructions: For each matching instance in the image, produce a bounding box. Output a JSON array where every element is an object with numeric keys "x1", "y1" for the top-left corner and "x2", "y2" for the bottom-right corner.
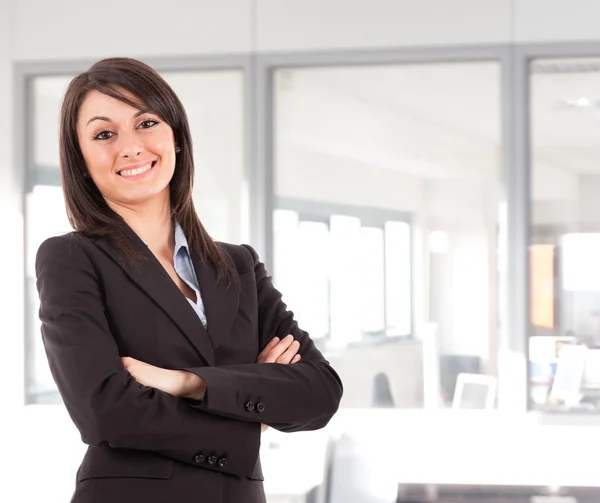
[{"x1": 275, "y1": 196, "x2": 414, "y2": 349}]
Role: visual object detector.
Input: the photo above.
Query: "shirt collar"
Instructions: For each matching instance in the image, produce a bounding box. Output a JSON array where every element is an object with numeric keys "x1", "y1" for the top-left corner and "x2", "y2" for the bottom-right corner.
[{"x1": 173, "y1": 221, "x2": 190, "y2": 257}]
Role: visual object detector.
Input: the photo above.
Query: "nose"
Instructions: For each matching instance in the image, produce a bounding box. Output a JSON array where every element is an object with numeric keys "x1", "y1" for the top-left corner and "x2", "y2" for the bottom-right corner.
[{"x1": 119, "y1": 132, "x2": 144, "y2": 158}]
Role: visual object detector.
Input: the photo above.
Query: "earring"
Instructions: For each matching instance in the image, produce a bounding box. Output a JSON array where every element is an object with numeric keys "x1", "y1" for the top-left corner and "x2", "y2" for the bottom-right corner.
[{"x1": 175, "y1": 146, "x2": 181, "y2": 153}]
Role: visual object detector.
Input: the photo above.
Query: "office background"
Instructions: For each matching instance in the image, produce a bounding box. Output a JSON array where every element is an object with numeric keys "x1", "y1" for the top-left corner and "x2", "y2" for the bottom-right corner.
[{"x1": 4, "y1": 1, "x2": 600, "y2": 501}]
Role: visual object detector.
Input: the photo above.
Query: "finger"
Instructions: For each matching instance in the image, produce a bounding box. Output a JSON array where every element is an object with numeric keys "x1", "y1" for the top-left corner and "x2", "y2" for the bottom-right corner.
[
  {"x1": 291, "y1": 354, "x2": 301, "y2": 364},
  {"x1": 276, "y1": 340, "x2": 300, "y2": 364},
  {"x1": 257, "y1": 337, "x2": 281, "y2": 363},
  {"x1": 257, "y1": 337, "x2": 280, "y2": 363},
  {"x1": 276, "y1": 340, "x2": 301, "y2": 364},
  {"x1": 264, "y1": 335, "x2": 295, "y2": 363}
]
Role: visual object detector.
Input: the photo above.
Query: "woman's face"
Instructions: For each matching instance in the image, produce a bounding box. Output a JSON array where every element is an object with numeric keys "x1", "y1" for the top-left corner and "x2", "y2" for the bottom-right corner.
[{"x1": 77, "y1": 89, "x2": 177, "y2": 209}]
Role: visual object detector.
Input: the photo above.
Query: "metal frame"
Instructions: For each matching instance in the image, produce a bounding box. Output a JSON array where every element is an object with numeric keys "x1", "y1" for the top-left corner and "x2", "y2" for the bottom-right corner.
[
  {"x1": 254, "y1": 45, "x2": 512, "y2": 269},
  {"x1": 256, "y1": 45, "x2": 515, "y2": 407},
  {"x1": 20, "y1": 42, "x2": 600, "y2": 413},
  {"x1": 514, "y1": 41, "x2": 600, "y2": 418}
]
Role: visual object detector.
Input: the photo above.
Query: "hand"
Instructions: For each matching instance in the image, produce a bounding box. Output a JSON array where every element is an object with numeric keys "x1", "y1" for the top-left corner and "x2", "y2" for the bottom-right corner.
[
  {"x1": 121, "y1": 356, "x2": 188, "y2": 398},
  {"x1": 257, "y1": 334, "x2": 302, "y2": 364},
  {"x1": 257, "y1": 335, "x2": 301, "y2": 432}
]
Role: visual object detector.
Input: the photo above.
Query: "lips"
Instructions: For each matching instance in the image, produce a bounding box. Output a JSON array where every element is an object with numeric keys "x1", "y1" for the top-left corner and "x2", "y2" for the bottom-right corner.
[{"x1": 118, "y1": 160, "x2": 157, "y2": 177}]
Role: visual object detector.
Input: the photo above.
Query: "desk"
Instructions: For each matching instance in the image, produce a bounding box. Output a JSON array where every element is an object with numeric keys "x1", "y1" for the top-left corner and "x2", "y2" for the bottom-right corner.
[
  {"x1": 261, "y1": 409, "x2": 600, "y2": 502},
  {"x1": 397, "y1": 484, "x2": 595, "y2": 502}
]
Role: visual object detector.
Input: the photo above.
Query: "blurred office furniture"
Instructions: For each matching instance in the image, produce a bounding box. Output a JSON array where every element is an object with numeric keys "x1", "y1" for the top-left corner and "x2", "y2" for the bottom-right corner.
[
  {"x1": 313, "y1": 436, "x2": 336, "y2": 503},
  {"x1": 261, "y1": 430, "x2": 327, "y2": 503},
  {"x1": 440, "y1": 354, "x2": 481, "y2": 405},
  {"x1": 317, "y1": 434, "x2": 397, "y2": 503},
  {"x1": 583, "y1": 347, "x2": 600, "y2": 390},
  {"x1": 529, "y1": 243, "x2": 557, "y2": 335},
  {"x1": 326, "y1": 339, "x2": 423, "y2": 408},
  {"x1": 421, "y1": 322, "x2": 442, "y2": 409},
  {"x1": 452, "y1": 373, "x2": 497, "y2": 410},
  {"x1": 529, "y1": 335, "x2": 576, "y2": 406},
  {"x1": 372, "y1": 372, "x2": 395, "y2": 407},
  {"x1": 529, "y1": 336, "x2": 600, "y2": 411},
  {"x1": 549, "y1": 344, "x2": 588, "y2": 406},
  {"x1": 397, "y1": 483, "x2": 593, "y2": 502}
]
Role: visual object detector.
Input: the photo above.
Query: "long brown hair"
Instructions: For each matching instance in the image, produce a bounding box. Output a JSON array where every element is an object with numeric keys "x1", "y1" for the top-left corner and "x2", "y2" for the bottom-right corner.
[{"x1": 59, "y1": 57, "x2": 234, "y2": 283}]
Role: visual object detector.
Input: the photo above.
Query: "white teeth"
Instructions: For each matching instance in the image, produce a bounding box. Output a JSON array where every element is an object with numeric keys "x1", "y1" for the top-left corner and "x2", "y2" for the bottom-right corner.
[{"x1": 120, "y1": 163, "x2": 152, "y2": 177}]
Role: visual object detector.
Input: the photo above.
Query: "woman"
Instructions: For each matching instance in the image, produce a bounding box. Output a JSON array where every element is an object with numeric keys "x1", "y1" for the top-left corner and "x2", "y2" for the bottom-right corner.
[{"x1": 35, "y1": 57, "x2": 343, "y2": 503}]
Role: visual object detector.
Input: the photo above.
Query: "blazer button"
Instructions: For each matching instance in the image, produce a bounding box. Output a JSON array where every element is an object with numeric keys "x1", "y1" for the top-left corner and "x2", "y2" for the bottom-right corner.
[
  {"x1": 218, "y1": 457, "x2": 228, "y2": 467},
  {"x1": 193, "y1": 453, "x2": 205, "y2": 464},
  {"x1": 245, "y1": 400, "x2": 255, "y2": 412},
  {"x1": 256, "y1": 402, "x2": 266, "y2": 413},
  {"x1": 207, "y1": 455, "x2": 218, "y2": 465}
]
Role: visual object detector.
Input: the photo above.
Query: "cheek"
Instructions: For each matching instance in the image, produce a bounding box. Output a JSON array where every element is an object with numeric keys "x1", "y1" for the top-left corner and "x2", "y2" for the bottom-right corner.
[
  {"x1": 151, "y1": 128, "x2": 176, "y2": 154},
  {"x1": 83, "y1": 145, "x2": 114, "y2": 176},
  {"x1": 154, "y1": 138, "x2": 175, "y2": 157},
  {"x1": 152, "y1": 138, "x2": 176, "y2": 171}
]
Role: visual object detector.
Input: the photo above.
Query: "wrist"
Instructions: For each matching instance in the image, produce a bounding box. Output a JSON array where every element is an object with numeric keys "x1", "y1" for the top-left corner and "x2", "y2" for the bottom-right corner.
[{"x1": 181, "y1": 371, "x2": 207, "y2": 401}]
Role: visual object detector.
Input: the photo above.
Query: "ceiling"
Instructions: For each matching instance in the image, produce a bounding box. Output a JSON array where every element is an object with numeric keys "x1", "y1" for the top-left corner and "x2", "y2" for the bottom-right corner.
[{"x1": 277, "y1": 58, "x2": 600, "y2": 180}]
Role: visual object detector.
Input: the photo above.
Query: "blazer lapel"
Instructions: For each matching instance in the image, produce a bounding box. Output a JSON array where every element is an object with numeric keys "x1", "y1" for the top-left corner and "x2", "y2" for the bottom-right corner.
[
  {"x1": 191, "y1": 247, "x2": 240, "y2": 353},
  {"x1": 95, "y1": 229, "x2": 216, "y2": 367}
]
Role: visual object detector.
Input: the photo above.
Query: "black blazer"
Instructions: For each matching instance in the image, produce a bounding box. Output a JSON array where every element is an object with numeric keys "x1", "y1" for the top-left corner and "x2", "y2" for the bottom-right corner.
[{"x1": 35, "y1": 226, "x2": 343, "y2": 503}]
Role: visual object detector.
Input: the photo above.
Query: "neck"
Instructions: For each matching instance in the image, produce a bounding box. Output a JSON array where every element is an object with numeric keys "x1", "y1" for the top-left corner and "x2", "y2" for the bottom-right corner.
[{"x1": 106, "y1": 191, "x2": 175, "y2": 258}]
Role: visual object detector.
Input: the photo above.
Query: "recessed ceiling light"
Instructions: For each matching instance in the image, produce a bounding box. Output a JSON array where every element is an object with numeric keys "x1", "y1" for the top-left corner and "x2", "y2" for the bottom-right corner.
[{"x1": 564, "y1": 96, "x2": 595, "y2": 108}]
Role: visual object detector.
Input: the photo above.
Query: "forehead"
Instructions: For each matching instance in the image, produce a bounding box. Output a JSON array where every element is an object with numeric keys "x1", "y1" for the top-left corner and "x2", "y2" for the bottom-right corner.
[{"x1": 78, "y1": 90, "x2": 144, "y2": 124}]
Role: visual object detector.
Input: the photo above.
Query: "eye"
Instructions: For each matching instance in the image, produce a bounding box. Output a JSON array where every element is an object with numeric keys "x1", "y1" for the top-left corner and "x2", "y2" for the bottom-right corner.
[
  {"x1": 138, "y1": 119, "x2": 160, "y2": 129},
  {"x1": 91, "y1": 119, "x2": 159, "y2": 141},
  {"x1": 92, "y1": 130, "x2": 114, "y2": 141}
]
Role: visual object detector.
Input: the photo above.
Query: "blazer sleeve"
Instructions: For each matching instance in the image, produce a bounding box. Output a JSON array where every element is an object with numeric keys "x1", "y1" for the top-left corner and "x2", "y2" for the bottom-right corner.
[
  {"x1": 35, "y1": 235, "x2": 260, "y2": 476},
  {"x1": 182, "y1": 244, "x2": 343, "y2": 432}
]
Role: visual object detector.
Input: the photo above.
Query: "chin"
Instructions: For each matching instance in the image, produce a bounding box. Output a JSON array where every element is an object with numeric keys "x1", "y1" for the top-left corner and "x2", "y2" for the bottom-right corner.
[{"x1": 126, "y1": 186, "x2": 171, "y2": 205}]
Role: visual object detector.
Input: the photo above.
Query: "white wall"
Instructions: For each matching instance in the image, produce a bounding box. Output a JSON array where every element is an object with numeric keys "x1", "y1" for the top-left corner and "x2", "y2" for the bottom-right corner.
[
  {"x1": 0, "y1": 0, "x2": 23, "y2": 412},
  {"x1": 257, "y1": 0, "x2": 511, "y2": 51},
  {"x1": 532, "y1": 171, "x2": 600, "y2": 228},
  {"x1": 0, "y1": 1, "x2": 24, "y2": 498},
  {"x1": 13, "y1": 0, "x2": 600, "y2": 64},
  {"x1": 12, "y1": 0, "x2": 253, "y2": 60},
  {"x1": 515, "y1": 0, "x2": 600, "y2": 43},
  {"x1": 531, "y1": 161, "x2": 580, "y2": 228},
  {"x1": 577, "y1": 175, "x2": 600, "y2": 225},
  {"x1": 532, "y1": 162, "x2": 579, "y2": 204}
]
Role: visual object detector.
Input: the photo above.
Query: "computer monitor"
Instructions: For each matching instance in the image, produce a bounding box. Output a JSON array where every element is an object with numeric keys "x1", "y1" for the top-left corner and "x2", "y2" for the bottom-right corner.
[{"x1": 452, "y1": 373, "x2": 497, "y2": 409}]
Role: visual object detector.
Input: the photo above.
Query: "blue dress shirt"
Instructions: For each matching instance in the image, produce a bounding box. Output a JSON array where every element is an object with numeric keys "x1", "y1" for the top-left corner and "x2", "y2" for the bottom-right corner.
[
  {"x1": 173, "y1": 222, "x2": 207, "y2": 328},
  {"x1": 141, "y1": 222, "x2": 207, "y2": 327}
]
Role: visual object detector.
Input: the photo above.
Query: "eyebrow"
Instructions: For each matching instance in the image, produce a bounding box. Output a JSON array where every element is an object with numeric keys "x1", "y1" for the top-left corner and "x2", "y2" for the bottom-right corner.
[{"x1": 86, "y1": 109, "x2": 149, "y2": 126}]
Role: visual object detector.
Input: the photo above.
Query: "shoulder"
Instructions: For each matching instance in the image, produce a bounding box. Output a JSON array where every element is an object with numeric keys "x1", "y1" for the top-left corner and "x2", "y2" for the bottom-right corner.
[
  {"x1": 37, "y1": 231, "x2": 95, "y2": 257},
  {"x1": 216, "y1": 242, "x2": 261, "y2": 274},
  {"x1": 35, "y1": 232, "x2": 96, "y2": 275}
]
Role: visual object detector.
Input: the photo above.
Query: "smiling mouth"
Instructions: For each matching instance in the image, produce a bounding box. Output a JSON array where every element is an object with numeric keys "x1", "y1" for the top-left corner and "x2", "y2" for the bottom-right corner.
[{"x1": 118, "y1": 160, "x2": 157, "y2": 177}]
